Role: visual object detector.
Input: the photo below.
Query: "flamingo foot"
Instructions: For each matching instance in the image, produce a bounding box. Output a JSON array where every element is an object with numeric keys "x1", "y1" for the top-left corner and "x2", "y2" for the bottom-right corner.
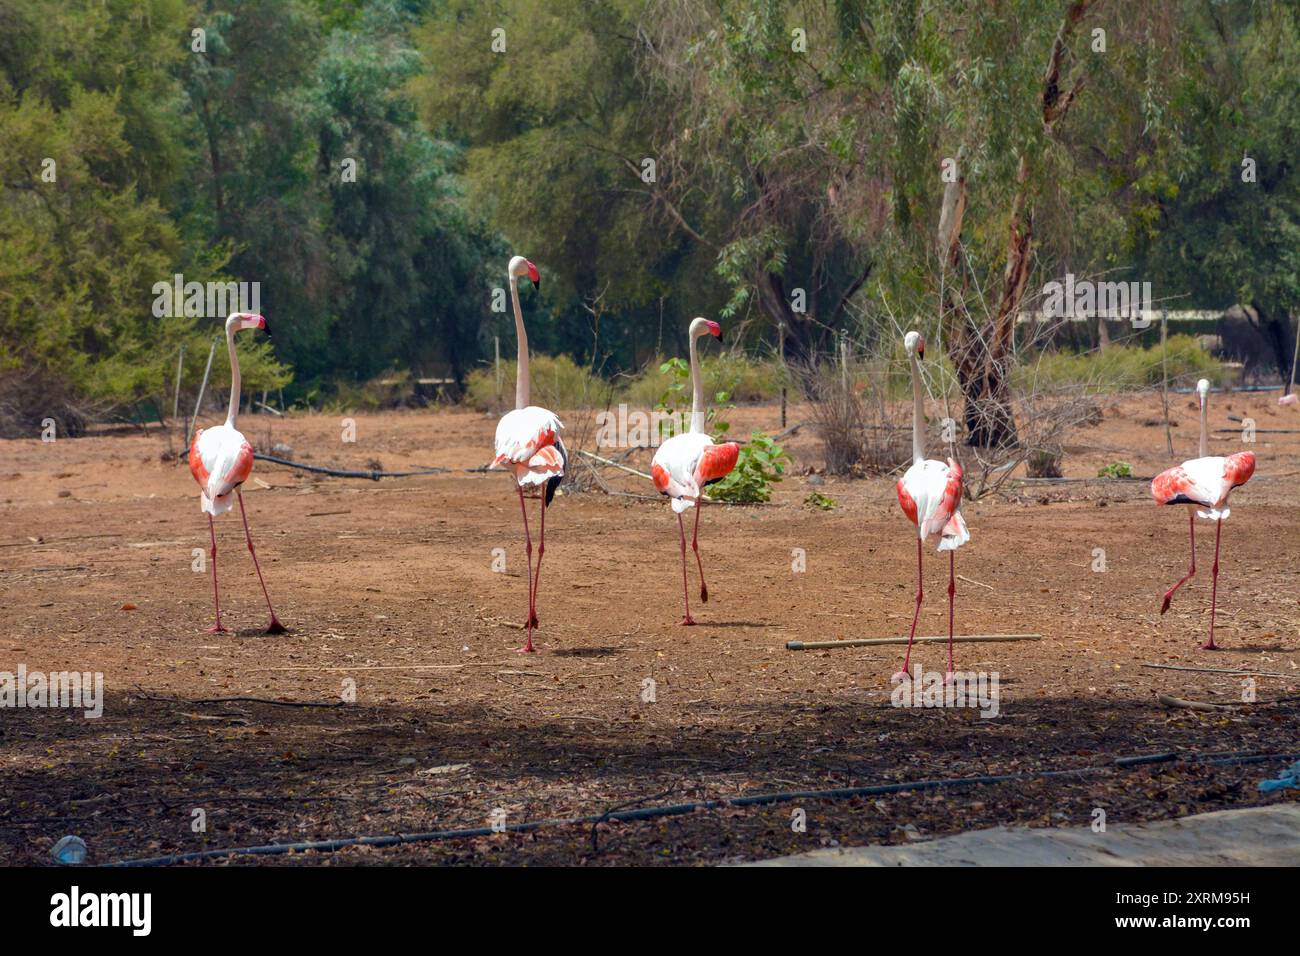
[
  {"x1": 515, "y1": 641, "x2": 537, "y2": 654},
  {"x1": 265, "y1": 616, "x2": 287, "y2": 635},
  {"x1": 892, "y1": 670, "x2": 912, "y2": 683},
  {"x1": 944, "y1": 669, "x2": 956, "y2": 685},
  {"x1": 699, "y1": 584, "x2": 708, "y2": 603},
  {"x1": 1160, "y1": 593, "x2": 1174, "y2": 615},
  {"x1": 679, "y1": 616, "x2": 696, "y2": 626},
  {"x1": 206, "y1": 623, "x2": 229, "y2": 634},
  {"x1": 1201, "y1": 639, "x2": 1219, "y2": 651}
]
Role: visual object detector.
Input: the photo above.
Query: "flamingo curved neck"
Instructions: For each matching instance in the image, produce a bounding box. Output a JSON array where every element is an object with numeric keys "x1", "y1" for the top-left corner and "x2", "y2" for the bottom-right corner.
[
  {"x1": 910, "y1": 351, "x2": 924, "y2": 464},
  {"x1": 688, "y1": 331, "x2": 704, "y2": 434},
  {"x1": 510, "y1": 277, "x2": 529, "y2": 409},
  {"x1": 1198, "y1": 395, "x2": 1208, "y2": 459},
  {"x1": 225, "y1": 321, "x2": 241, "y2": 428}
]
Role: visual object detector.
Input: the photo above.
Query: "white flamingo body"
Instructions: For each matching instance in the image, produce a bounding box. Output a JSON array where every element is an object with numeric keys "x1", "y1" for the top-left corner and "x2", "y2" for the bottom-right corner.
[
  {"x1": 1157, "y1": 455, "x2": 1243, "y2": 520},
  {"x1": 651, "y1": 431, "x2": 719, "y2": 514},
  {"x1": 493, "y1": 405, "x2": 566, "y2": 490},
  {"x1": 192, "y1": 423, "x2": 252, "y2": 516},
  {"x1": 899, "y1": 458, "x2": 969, "y2": 550}
]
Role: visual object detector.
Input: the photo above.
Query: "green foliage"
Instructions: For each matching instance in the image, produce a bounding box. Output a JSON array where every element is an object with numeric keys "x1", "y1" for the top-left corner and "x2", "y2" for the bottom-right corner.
[
  {"x1": 463, "y1": 354, "x2": 607, "y2": 412},
  {"x1": 623, "y1": 354, "x2": 786, "y2": 408},
  {"x1": 1016, "y1": 337, "x2": 1224, "y2": 392},
  {"x1": 709, "y1": 431, "x2": 788, "y2": 504},
  {"x1": 804, "y1": 490, "x2": 836, "y2": 511},
  {"x1": 1098, "y1": 461, "x2": 1135, "y2": 479}
]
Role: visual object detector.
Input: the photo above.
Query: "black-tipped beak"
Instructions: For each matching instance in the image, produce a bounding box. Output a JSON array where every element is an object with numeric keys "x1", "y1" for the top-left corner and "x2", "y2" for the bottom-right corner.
[
  {"x1": 531, "y1": 278, "x2": 540, "y2": 291},
  {"x1": 262, "y1": 321, "x2": 272, "y2": 336}
]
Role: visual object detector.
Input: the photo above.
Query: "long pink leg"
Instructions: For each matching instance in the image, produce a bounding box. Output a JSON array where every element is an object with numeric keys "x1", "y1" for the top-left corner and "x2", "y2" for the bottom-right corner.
[
  {"x1": 237, "y1": 489, "x2": 286, "y2": 634},
  {"x1": 946, "y1": 550, "x2": 956, "y2": 678},
  {"x1": 1204, "y1": 518, "x2": 1222, "y2": 650},
  {"x1": 205, "y1": 514, "x2": 227, "y2": 633},
  {"x1": 530, "y1": 495, "x2": 546, "y2": 629},
  {"x1": 1161, "y1": 511, "x2": 1196, "y2": 614},
  {"x1": 516, "y1": 486, "x2": 536, "y2": 653},
  {"x1": 896, "y1": 538, "x2": 923, "y2": 679},
  {"x1": 691, "y1": 501, "x2": 708, "y2": 602},
  {"x1": 677, "y1": 511, "x2": 695, "y2": 625}
]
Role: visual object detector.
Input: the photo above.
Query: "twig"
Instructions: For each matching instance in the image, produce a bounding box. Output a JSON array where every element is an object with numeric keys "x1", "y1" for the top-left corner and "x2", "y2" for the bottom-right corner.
[
  {"x1": 786, "y1": 634, "x2": 1042, "y2": 651},
  {"x1": 576, "y1": 448, "x2": 653, "y2": 481},
  {"x1": 254, "y1": 453, "x2": 448, "y2": 480},
  {"x1": 1141, "y1": 663, "x2": 1300, "y2": 682},
  {"x1": 1157, "y1": 694, "x2": 1236, "y2": 712},
  {"x1": 133, "y1": 686, "x2": 343, "y2": 708},
  {"x1": 956, "y1": 574, "x2": 994, "y2": 591}
]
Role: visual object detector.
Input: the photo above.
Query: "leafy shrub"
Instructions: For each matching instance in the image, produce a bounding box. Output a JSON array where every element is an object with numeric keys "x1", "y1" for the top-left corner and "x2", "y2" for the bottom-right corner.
[
  {"x1": 804, "y1": 490, "x2": 836, "y2": 510},
  {"x1": 1098, "y1": 461, "x2": 1135, "y2": 479},
  {"x1": 1018, "y1": 336, "x2": 1223, "y2": 392},
  {"x1": 464, "y1": 354, "x2": 606, "y2": 411},
  {"x1": 710, "y1": 431, "x2": 789, "y2": 503},
  {"x1": 623, "y1": 354, "x2": 786, "y2": 407}
]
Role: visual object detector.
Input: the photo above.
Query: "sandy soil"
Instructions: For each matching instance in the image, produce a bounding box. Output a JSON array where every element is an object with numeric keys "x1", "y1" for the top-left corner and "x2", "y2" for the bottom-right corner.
[{"x1": 1, "y1": 390, "x2": 1297, "y2": 865}]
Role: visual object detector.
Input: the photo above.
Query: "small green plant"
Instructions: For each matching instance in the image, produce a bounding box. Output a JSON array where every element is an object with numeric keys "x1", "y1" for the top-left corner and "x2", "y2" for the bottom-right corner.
[
  {"x1": 804, "y1": 490, "x2": 836, "y2": 511},
  {"x1": 709, "y1": 431, "x2": 789, "y2": 503},
  {"x1": 654, "y1": 356, "x2": 731, "y2": 442},
  {"x1": 1097, "y1": 461, "x2": 1134, "y2": 479}
]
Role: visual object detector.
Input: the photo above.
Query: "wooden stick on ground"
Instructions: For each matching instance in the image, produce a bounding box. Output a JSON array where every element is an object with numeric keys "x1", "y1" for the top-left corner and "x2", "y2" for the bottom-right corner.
[
  {"x1": 1157, "y1": 693, "x2": 1236, "y2": 712},
  {"x1": 1141, "y1": 663, "x2": 1300, "y2": 682},
  {"x1": 576, "y1": 448, "x2": 653, "y2": 482},
  {"x1": 786, "y1": 633, "x2": 1042, "y2": 651}
]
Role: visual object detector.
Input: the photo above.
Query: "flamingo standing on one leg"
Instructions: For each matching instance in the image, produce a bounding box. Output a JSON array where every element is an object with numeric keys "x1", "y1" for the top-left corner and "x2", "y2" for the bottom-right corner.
[
  {"x1": 188, "y1": 312, "x2": 286, "y2": 634},
  {"x1": 489, "y1": 255, "x2": 566, "y2": 653},
  {"x1": 895, "y1": 331, "x2": 969, "y2": 680},
  {"x1": 1151, "y1": 378, "x2": 1255, "y2": 649},
  {"x1": 650, "y1": 317, "x2": 739, "y2": 625}
]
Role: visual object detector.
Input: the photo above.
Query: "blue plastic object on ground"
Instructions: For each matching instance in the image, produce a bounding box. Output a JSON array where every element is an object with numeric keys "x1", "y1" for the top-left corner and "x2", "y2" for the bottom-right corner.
[{"x1": 1257, "y1": 761, "x2": 1300, "y2": 793}]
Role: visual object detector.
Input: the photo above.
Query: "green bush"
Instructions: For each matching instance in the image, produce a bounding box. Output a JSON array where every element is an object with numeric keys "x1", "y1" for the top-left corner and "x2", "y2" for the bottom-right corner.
[
  {"x1": 622, "y1": 354, "x2": 786, "y2": 407},
  {"x1": 464, "y1": 354, "x2": 609, "y2": 411},
  {"x1": 710, "y1": 431, "x2": 789, "y2": 504},
  {"x1": 1018, "y1": 336, "x2": 1224, "y2": 392}
]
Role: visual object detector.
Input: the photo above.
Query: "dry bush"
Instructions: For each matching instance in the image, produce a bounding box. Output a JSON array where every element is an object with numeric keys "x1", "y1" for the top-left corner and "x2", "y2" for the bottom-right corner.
[
  {"x1": 0, "y1": 364, "x2": 89, "y2": 439},
  {"x1": 795, "y1": 358, "x2": 911, "y2": 475}
]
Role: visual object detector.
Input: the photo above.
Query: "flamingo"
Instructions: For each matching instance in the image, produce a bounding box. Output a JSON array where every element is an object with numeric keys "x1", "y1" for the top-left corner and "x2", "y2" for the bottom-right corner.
[
  {"x1": 488, "y1": 255, "x2": 565, "y2": 653},
  {"x1": 188, "y1": 311, "x2": 286, "y2": 634},
  {"x1": 649, "y1": 317, "x2": 740, "y2": 625},
  {"x1": 1151, "y1": 378, "x2": 1255, "y2": 649},
  {"x1": 895, "y1": 331, "x2": 969, "y2": 680}
]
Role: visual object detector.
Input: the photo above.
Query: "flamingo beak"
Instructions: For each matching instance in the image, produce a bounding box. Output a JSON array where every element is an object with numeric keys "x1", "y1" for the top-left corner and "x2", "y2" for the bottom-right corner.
[
  {"x1": 706, "y1": 321, "x2": 721, "y2": 338},
  {"x1": 254, "y1": 314, "x2": 269, "y2": 334},
  {"x1": 526, "y1": 260, "x2": 540, "y2": 290}
]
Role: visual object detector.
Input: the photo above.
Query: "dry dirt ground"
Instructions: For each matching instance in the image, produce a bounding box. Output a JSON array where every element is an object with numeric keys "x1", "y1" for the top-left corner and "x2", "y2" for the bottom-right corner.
[{"x1": 2, "y1": 390, "x2": 1298, "y2": 865}]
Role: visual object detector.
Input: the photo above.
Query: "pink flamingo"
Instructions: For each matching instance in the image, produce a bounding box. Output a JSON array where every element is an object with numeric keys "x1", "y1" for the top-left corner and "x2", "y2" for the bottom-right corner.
[
  {"x1": 188, "y1": 312, "x2": 285, "y2": 634},
  {"x1": 489, "y1": 256, "x2": 565, "y2": 653},
  {"x1": 650, "y1": 318, "x2": 739, "y2": 625},
  {"x1": 1151, "y1": 378, "x2": 1255, "y2": 649},
  {"x1": 895, "y1": 331, "x2": 969, "y2": 680}
]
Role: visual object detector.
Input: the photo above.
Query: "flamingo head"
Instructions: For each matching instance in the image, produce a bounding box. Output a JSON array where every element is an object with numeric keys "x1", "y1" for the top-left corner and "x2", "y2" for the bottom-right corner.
[
  {"x1": 509, "y1": 256, "x2": 540, "y2": 290},
  {"x1": 905, "y1": 330, "x2": 925, "y2": 359},
  {"x1": 689, "y1": 317, "x2": 721, "y2": 340},
  {"x1": 227, "y1": 312, "x2": 268, "y2": 335},
  {"x1": 1196, "y1": 378, "x2": 1210, "y2": 405}
]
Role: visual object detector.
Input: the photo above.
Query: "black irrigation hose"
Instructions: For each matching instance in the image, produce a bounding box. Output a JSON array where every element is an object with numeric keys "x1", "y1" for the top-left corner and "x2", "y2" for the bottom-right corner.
[
  {"x1": 253, "y1": 453, "x2": 448, "y2": 481},
  {"x1": 107, "y1": 748, "x2": 1300, "y2": 867}
]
